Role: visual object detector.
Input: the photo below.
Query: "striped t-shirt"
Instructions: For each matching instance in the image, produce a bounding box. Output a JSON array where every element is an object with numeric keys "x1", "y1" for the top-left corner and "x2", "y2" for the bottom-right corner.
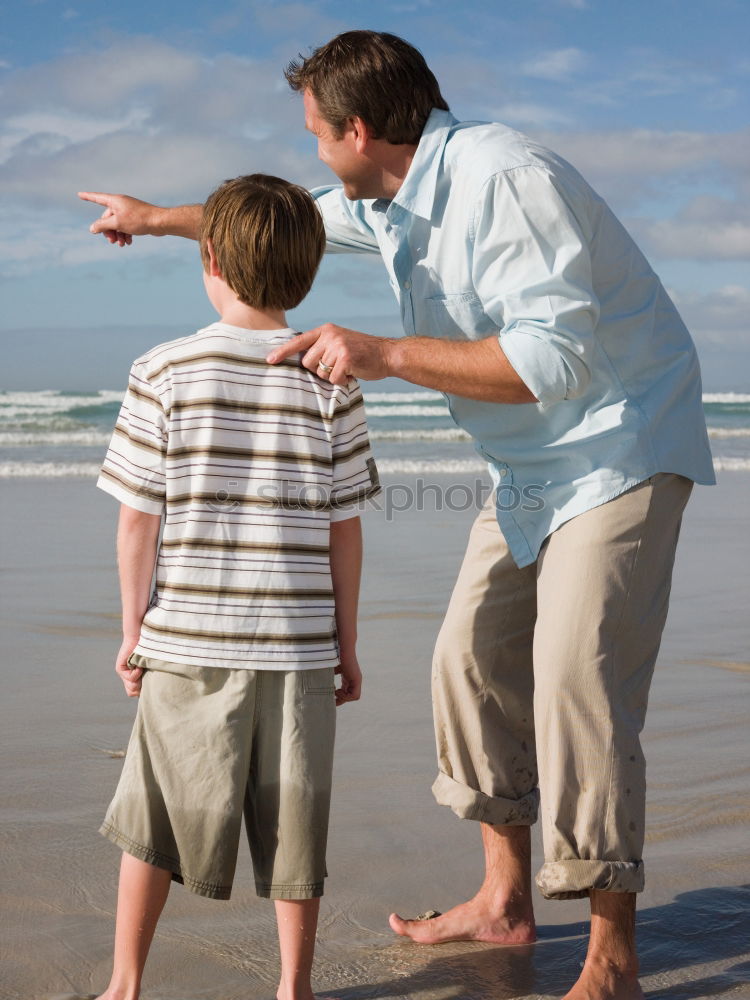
[{"x1": 97, "y1": 322, "x2": 381, "y2": 670}]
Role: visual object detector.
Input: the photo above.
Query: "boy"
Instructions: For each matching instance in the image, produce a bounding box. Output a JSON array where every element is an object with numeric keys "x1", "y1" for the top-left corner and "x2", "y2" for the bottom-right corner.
[{"x1": 94, "y1": 173, "x2": 381, "y2": 1000}]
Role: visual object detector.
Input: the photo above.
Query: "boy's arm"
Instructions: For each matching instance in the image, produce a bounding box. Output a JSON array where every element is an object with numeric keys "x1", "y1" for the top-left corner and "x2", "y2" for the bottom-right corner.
[
  {"x1": 115, "y1": 503, "x2": 161, "y2": 697},
  {"x1": 329, "y1": 516, "x2": 363, "y2": 706},
  {"x1": 78, "y1": 192, "x2": 202, "y2": 245}
]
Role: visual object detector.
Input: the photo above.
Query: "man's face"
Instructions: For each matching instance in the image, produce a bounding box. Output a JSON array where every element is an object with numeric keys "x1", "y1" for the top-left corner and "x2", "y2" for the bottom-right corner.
[{"x1": 303, "y1": 90, "x2": 379, "y2": 200}]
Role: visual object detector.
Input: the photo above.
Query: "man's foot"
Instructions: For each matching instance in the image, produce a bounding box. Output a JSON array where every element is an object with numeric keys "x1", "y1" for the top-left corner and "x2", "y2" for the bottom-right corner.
[
  {"x1": 388, "y1": 894, "x2": 536, "y2": 946},
  {"x1": 562, "y1": 956, "x2": 644, "y2": 1000}
]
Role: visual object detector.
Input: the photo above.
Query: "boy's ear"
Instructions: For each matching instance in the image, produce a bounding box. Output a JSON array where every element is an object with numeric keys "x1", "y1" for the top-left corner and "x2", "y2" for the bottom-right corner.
[{"x1": 206, "y1": 238, "x2": 222, "y2": 278}]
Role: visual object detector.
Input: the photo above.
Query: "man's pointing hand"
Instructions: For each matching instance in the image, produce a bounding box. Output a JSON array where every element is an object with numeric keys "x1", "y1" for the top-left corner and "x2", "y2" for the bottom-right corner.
[
  {"x1": 267, "y1": 323, "x2": 394, "y2": 385},
  {"x1": 78, "y1": 191, "x2": 161, "y2": 246}
]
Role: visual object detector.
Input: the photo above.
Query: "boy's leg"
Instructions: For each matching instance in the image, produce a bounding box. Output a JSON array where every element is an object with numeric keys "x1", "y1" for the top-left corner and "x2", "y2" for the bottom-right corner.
[
  {"x1": 97, "y1": 853, "x2": 171, "y2": 1000},
  {"x1": 274, "y1": 898, "x2": 320, "y2": 1000}
]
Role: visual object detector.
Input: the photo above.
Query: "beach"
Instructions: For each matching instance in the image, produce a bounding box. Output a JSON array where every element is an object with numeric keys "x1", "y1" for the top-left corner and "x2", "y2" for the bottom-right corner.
[{"x1": 1, "y1": 471, "x2": 749, "y2": 1000}]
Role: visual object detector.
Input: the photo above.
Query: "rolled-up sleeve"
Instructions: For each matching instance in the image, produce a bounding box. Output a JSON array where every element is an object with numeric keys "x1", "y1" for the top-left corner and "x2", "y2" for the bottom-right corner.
[
  {"x1": 311, "y1": 185, "x2": 382, "y2": 255},
  {"x1": 472, "y1": 168, "x2": 600, "y2": 405}
]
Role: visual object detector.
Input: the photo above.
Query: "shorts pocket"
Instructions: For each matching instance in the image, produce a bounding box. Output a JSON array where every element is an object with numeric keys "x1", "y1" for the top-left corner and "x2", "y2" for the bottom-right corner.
[{"x1": 302, "y1": 667, "x2": 336, "y2": 695}]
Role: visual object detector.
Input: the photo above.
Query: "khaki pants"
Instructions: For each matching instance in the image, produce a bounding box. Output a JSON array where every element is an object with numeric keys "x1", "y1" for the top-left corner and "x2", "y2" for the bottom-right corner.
[
  {"x1": 102, "y1": 660, "x2": 336, "y2": 900},
  {"x1": 432, "y1": 473, "x2": 693, "y2": 899}
]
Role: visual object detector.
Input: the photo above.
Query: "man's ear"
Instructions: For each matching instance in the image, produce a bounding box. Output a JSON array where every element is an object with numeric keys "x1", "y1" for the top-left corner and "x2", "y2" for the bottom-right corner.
[
  {"x1": 349, "y1": 116, "x2": 373, "y2": 154},
  {"x1": 206, "y1": 238, "x2": 222, "y2": 278}
]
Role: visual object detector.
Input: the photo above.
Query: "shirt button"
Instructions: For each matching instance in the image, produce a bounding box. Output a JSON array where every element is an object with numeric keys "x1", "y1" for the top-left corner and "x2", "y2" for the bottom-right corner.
[
  {"x1": 403, "y1": 280, "x2": 411, "y2": 290},
  {"x1": 499, "y1": 468, "x2": 508, "y2": 477}
]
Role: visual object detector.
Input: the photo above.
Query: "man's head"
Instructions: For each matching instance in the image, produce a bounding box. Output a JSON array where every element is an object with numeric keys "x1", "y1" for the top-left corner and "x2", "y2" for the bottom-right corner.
[
  {"x1": 285, "y1": 30, "x2": 449, "y2": 145},
  {"x1": 199, "y1": 174, "x2": 325, "y2": 311}
]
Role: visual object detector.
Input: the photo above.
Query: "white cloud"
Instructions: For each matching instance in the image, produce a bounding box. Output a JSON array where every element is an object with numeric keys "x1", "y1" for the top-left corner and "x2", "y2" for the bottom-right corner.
[
  {"x1": 629, "y1": 197, "x2": 750, "y2": 261},
  {"x1": 520, "y1": 47, "x2": 585, "y2": 81},
  {"x1": 670, "y1": 284, "x2": 750, "y2": 345},
  {"x1": 535, "y1": 128, "x2": 750, "y2": 210},
  {"x1": 494, "y1": 103, "x2": 573, "y2": 129}
]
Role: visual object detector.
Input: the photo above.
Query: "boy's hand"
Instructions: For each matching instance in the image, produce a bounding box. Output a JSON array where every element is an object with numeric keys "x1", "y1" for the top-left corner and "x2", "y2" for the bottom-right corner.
[
  {"x1": 78, "y1": 191, "x2": 157, "y2": 246},
  {"x1": 115, "y1": 634, "x2": 144, "y2": 697},
  {"x1": 335, "y1": 654, "x2": 362, "y2": 706}
]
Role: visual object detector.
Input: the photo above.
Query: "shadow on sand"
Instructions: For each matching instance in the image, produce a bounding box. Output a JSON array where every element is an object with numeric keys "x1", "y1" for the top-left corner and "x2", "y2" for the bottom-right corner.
[{"x1": 321, "y1": 884, "x2": 750, "y2": 1000}]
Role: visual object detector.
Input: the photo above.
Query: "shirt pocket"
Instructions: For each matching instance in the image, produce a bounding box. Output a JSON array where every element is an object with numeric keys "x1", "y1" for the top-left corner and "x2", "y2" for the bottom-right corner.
[{"x1": 422, "y1": 291, "x2": 500, "y2": 341}]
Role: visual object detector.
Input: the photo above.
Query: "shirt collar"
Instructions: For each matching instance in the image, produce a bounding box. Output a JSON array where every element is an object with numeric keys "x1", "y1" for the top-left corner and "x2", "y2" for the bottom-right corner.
[{"x1": 374, "y1": 109, "x2": 456, "y2": 222}]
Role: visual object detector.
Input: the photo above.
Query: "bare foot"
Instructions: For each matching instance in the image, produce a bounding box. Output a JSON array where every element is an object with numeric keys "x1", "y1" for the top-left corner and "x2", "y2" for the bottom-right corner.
[
  {"x1": 562, "y1": 957, "x2": 644, "y2": 1000},
  {"x1": 388, "y1": 895, "x2": 536, "y2": 945}
]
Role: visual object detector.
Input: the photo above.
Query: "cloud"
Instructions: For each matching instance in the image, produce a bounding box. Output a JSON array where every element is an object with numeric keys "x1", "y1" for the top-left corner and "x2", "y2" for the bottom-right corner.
[
  {"x1": 0, "y1": 38, "x2": 328, "y2": 208},
  {"x1": 493, "y1": 103, "x2": 573, "y2": 129},
  {"x1": 535, "y1": 127, "x2": 750, "y2": 209},
  {"x1": 629, "y1": 197, "x2": 750, "y2": 261},
  {"x1": 520, "y1": 47, "x2": 586, "y2": 81},
  {"x1": 670, "y1": 284, "x2": 750, "y2": 345}
]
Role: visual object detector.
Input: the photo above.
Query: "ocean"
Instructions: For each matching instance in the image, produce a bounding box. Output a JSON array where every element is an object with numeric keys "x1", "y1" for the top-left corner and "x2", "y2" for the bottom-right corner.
[{"x1": 1, "y1": 388, "x2": 749, "y2": 478}]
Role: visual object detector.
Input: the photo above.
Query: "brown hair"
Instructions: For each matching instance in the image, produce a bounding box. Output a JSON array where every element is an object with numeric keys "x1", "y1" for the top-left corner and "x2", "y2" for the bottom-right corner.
[
  {"x1": 199, "y1": 174, "x2": 325, "y2": 311},
  {"x1": 285, "y1": 30, "x2": 449, "y2": 145}
]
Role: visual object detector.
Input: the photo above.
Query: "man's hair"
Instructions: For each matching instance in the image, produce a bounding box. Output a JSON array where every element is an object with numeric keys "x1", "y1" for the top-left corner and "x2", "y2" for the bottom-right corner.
[
  {"x1": 199, "y1": 174, "x2": 325, "y2": 311},
  {"x1": 285, "y1": 30, "x2": 449, "y2": 145}
]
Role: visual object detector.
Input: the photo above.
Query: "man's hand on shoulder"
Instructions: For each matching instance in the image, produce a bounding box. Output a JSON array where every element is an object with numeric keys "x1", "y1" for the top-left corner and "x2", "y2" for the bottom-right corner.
[{"x1": 267, "y1": 323, "x2": 395, "y2": 385}]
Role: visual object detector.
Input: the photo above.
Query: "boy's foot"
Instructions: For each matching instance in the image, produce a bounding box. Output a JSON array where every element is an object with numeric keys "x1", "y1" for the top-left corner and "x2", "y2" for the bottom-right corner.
[{"x1": 388, "y1": 894, "x2": 536, "y2": 945}]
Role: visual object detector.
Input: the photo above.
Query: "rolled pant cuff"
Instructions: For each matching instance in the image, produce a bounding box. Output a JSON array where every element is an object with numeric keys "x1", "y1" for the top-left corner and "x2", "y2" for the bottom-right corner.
[
  {"x1": 536, "y1": 859, "x2": 645, "y2": 900},
  {"x1": 432, "y1": 771, "x2": 539, "y2": 825}
]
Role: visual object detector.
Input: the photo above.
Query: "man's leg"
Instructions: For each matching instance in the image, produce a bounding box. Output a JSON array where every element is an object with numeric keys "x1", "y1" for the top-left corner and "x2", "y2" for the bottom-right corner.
[
  {"x1": 564, "y1": 891, "x2": 643, "y2": 1000},
  {"x1": 96, "y1": 852, "x2": 172, "y2": 1000},
  {"x1": 390, "y1": 496, "x2": 538, "y2": 945},
  {"x1": 533, "y1": 474, "x2": 691, "y2": 999},
  {"x1": 390, "y1": 823, "x2": 534, "y2": 943}
]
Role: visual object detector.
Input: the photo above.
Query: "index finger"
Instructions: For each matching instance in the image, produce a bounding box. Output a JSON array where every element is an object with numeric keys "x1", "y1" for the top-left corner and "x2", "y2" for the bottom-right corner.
[
  {"x1": 267, "y1": 329, "x2": 321, "y2": 364},
  {"x1": 78, "y1": 191, "x2": 113, "y2": 207}
]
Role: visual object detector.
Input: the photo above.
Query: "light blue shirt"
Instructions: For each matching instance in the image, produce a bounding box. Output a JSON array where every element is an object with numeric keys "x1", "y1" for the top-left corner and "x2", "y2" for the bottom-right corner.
[{"x1": 313, "y1": 109, "x2": 715, "y2": 567}]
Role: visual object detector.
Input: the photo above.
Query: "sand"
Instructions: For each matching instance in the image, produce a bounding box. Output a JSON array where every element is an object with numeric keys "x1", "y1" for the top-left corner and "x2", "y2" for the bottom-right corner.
[{"x1": 1, "y1": 473, "x2": 749, "y2": 1000}]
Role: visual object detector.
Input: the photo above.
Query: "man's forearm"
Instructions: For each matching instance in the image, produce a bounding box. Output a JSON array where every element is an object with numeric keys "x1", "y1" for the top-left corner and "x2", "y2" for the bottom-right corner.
[
  {"x1": 329, "y1": 517, "x2": 362, "y2": 656},
  {"x1": 117, "y1": 505, "x2": 162, "y2": 636},
  {"x1": 269, "y1": 325, "x2": 538, "y2": 403},
  {"x1": 150, "y1": 203, "x2": 203, "y2": 240},
  {"x1": 384, "y1": 335, "x2": 537, "y2": 404}
]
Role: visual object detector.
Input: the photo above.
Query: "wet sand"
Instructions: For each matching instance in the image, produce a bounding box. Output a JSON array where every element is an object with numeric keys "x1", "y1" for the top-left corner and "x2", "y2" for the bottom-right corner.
[{"x1": 1, "y1": 474, "x2": 749, "y2": 1000}]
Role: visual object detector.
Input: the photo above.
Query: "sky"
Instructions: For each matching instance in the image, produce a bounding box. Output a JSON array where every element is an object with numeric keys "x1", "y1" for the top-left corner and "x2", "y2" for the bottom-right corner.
[{"x1": 1, "y1": 0, "x2": 748, "y2": 389}]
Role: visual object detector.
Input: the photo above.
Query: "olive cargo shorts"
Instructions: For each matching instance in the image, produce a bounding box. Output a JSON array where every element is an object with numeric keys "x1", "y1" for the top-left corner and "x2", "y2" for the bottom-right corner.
[
  {"x1": 101, "y1": 658, "x2": 336, "y2": 900},
  {"x1": 431, "y1": 473, "x2": 693, "y2": 899}
]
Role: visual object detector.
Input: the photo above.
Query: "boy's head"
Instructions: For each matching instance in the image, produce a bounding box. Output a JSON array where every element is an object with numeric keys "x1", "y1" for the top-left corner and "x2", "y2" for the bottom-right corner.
[{"x1": 199, "y1": 174, "x2": 326, "y2": 311}]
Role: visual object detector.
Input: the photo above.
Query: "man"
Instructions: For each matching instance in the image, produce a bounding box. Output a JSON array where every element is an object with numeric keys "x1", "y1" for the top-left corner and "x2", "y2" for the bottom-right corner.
[{"x1": 79, "y1": 30, "x2": 715, "y2": 1000}]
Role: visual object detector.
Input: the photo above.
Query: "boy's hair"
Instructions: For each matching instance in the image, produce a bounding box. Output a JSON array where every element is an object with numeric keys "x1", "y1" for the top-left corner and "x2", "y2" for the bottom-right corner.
[
  {"x1": 199, "y1": 174, "x2": 326, "y2": 311},
  {"x1": 285, "y1": 30, "x2": 449, "y2": 145}
]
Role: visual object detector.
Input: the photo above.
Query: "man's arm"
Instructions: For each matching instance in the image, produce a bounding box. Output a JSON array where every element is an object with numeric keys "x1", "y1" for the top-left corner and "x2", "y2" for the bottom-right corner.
[
  {"x1": 115, "y1": 503, "x2": 161, "y2": 697},
  {"x1": 329, "y1": 516, "x2": 363, "y2": 706},
  {"x1": 267, "y1": 325, "x2": 537, "y2": 404},
  {"x1": 78, "y1": 192, "x2": 202, "y2": 245}
]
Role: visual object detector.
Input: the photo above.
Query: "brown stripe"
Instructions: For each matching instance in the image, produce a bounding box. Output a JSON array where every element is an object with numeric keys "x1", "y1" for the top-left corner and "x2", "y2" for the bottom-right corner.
[
  {"x1": 99, "y1": 466, "x2": 165, "y2": 503},
  {"x1": 160, "y1": 582, "x2": 333, "y2": 599},
  {"x1": 166, "y1": 443, "x2": 333, "y2": 468},
  {"x1": 142, "y1": 621, "x2": 336, "y2": 644}
]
